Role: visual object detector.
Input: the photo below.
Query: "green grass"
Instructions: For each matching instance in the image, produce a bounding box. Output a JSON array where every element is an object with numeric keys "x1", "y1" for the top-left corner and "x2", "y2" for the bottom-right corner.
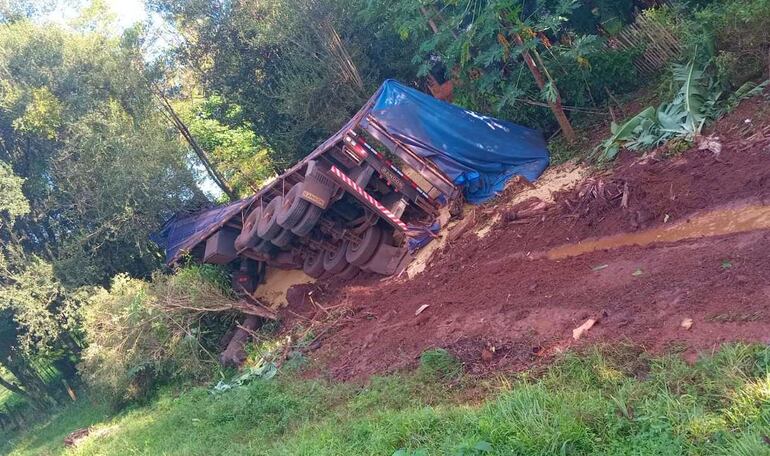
[{"x1": 4, "y1": 344, "x2": 770, "y2": 455}]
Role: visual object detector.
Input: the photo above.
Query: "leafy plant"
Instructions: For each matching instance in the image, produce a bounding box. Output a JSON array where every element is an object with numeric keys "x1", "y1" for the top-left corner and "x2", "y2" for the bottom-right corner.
[
  {"x1": 79, "y1": 266, "x2": 235, "y2": 407},
  {"x1": 594, "y1": 107, "x2": 657, "y2": 161},
  {"x1": 594, "y1": 58, "x2": 769, "y2": 162}
]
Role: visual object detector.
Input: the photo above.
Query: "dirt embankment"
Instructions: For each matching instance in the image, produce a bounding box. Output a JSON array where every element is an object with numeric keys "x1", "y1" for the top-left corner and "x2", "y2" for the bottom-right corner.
[{"x1": 281, "y1": 96, "x2": 770, "y2": 381}]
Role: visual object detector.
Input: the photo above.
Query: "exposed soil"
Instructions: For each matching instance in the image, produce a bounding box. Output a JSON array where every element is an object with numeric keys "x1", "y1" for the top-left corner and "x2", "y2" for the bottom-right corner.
[{"x1": 281, "y1": 96, "x2": 770, "y2": 381}]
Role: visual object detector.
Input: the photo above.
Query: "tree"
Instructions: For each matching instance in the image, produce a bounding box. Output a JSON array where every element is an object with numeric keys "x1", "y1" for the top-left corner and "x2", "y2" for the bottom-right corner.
[
  {"x1": 149, "y1": 0, "x2": 419, "y2": 169},
  {"x1": 0, "y1": 17, "x2": 209, "y2": 405},
  {"x1": 360, "y1": 0, "x2": 646, "y2": 137},
  {"x1": 174, "y1": 95, "x2": 274, "y2": 198},
  {"x1": 0, "y1": 20, "x2": 207, "y2": 285}
]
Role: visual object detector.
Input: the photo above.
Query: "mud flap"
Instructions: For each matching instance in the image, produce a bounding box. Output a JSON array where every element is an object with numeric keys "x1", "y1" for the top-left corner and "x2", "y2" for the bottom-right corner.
[
  {"x1": 361, "y1": 242, "x2": 408, "y2": 275},
  {"x1": 301, "y1": 161, "x2": 336, "y2": 209}
]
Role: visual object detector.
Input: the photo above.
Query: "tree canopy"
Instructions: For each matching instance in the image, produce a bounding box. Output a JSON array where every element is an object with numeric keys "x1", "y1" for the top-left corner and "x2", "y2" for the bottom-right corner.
[
  {"x1": 149, "y1": 0, "x2": 419, "y2": 169},
  {"x1": 0, "y1": 15, "x2": 207, "y2": 407}
]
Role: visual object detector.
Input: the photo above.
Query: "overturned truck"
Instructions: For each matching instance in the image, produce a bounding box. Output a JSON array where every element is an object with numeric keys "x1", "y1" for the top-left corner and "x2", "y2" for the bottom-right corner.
[{"x1": 158, "y1": 80, "x2": 550, "y2": 289}]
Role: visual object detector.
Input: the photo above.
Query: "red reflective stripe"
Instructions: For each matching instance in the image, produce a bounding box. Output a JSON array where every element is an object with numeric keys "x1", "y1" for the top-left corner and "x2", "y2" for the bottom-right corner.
[{"x1": 330, "y1": 166, "x2": 408, "y2": 231}]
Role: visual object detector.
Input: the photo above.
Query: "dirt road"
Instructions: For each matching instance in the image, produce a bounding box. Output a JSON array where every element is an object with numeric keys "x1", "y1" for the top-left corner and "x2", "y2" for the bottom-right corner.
[{"x1": 282, "y1": 97, "x2": 770, "y2": 380}]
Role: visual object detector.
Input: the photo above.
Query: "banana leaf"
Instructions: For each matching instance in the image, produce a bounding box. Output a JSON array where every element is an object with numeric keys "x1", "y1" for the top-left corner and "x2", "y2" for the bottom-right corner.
[
  {"x1": 593, "y1": 106, "x2": 656, "y2": 162},
  {"x1": 672, "y1": 61, "x2": 707, "y2": 135}
]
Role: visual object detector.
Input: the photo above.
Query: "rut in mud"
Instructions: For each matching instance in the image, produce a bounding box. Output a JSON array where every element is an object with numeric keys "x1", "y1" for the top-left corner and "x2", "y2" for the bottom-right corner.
[{"x1": 281, "y1": 97, "x2": 770, "y2": 381}]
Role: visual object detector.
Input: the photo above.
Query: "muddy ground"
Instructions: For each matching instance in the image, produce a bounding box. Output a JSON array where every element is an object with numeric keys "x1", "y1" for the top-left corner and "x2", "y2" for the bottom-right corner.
[{"x1": 280, "y1": 96, "x2": 770, "y2": 381}]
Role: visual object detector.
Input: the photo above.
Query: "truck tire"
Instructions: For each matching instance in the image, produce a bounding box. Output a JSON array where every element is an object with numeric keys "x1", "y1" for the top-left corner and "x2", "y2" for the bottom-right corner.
[
  {"x1": 303, "y1": 249, "x2": 326, "y2": 278},
  {"x1": 234, "y1": 207, "x2": 262, "y2": 251},
  {"x1": 276, "y1": 183, "x2": 309, "y2": 230},
  {"x1": 254, "y1": 238, "x2": 275, "y2": 255},
  {"x1": 257, "y1": 196, "x2": 283, "y2": 240},
  {"x1": 323, "y1": 241, "x2": 349, "y2": 274},
  {"x1": 291, "y1": 203, "x2": 323, "y2": 237},
  {"x1": 337, "y1": 264, "x2": 360, "y2": 280},
  {"x1": 346, "y1": 224, "x2": 382, "y2": 266},
  {"x1": 271, "y1": 228, "x2": 294, "y2": 248}
]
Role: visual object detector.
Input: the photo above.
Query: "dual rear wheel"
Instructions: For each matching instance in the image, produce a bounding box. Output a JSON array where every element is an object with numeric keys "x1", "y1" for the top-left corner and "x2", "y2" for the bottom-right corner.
[
  {"x1": 301, "y1": 224, "x2": 383, "y2": 278},
  {"x1": 257, "y1": 182, "x2": 323, "y2": 248}
]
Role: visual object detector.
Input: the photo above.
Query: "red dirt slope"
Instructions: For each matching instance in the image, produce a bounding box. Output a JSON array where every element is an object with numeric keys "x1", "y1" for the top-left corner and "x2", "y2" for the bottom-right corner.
[{"x1": 281, "y1": 96, "x2": 770, "y2": 381}]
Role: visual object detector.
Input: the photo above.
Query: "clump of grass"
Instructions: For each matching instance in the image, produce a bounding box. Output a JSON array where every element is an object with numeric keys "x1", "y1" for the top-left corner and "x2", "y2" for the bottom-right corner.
[
  {"x1": 548, "y1": 135, "x2": 590, "y2": 165},
  {"x1": 418, "y1": 348, "x2": 462, "y2": 381}
]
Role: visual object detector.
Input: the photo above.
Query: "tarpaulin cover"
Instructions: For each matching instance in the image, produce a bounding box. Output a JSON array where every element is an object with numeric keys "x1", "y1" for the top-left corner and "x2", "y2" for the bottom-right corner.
[
  {"x1": 152, "y1": 197, "x2": 254, "y2": 263},
  {"x1": 364, "y1": 79, "x2": 550, "y2": 203}
]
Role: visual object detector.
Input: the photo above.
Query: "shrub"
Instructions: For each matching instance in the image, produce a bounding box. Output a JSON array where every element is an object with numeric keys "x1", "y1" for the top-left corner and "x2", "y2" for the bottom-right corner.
[
  {"x1": 79, "y1": 265, "x2": 234, "y2": 407},
  {"x1": 684, "y1": 0, "x2": 770, "y2": 87}
]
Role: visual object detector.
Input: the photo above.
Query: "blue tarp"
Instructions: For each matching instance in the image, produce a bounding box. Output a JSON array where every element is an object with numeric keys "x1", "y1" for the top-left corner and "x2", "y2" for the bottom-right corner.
[
  {"x1": 153, "y1": 197, "x2": 255, "y2": 263},
  {"x1": 365, "y1": 80, "x2": 549, "y2": 204}
]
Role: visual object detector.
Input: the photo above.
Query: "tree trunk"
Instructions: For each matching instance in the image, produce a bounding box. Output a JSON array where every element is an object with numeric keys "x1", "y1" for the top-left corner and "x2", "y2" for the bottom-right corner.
[
  {"x1": 419, "y1": 7, "x2": 439, "y2": 34},
  {"x1": 514, "y1": 34, "x2": 577, "y2": 143},
  {"x1": 0, "y1": 373, "x2": 30, "y2": 399},
  {"x1": 153, "y1": 87, "x2": 237, "y2": 200},
  {"x1": 2, "y1": 360, "x2": 59, "y2": 408},
  {"x1": 219, "y1": 316, "x2": 261, "y2": 368}
]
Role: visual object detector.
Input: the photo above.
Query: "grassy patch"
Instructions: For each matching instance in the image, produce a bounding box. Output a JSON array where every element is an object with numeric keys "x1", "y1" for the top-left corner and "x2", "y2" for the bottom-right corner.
[
  {"x1": 418, "y1": 348, "x2": 462, "y2": 381},
  {"x1": 3, "y1": 344, "x2": 770, "y2": 455}
]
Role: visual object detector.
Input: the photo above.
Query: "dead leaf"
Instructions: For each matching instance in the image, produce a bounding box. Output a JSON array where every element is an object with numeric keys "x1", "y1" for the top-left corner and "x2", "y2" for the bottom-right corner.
[
  {"x1": 481, "y1": 343, "x2": 496, "y2": 362},
  {"x1": 681, "y1": 318, "x2": 693, "y2": 330},
  {"x1": 573, "y1": 318, "x2": 597, "y2": 340},
  {"x1": 415, "y1": 304, "x2": 430, "y2": 316}
]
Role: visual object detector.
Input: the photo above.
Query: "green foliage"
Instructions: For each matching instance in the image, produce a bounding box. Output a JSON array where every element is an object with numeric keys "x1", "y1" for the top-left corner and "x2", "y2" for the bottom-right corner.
[
  {"x1": 79, "y1": 265, "x2": 234, "y2": 406},
  {"x1": 0, "y1": 258, "x2": 84, "y2": 356},
  {"x1": 0, "y1": 161, "x2": 29, "y2": 220},
  {"x1": 360, "y1": 0, "x2": 645, "y2": 135},
  {"x1": 150, "y1": 0, "x2": 418, "y2": 169},
  {"x1": 547, "y1": 135, "x2": 586, "y2": 165},
  {"x1": 10, "y1": 87, "x2": 61, "y2": 140},
  {"x1": 176, "y1": 95, "x2": 273, "y2": 197},
  {"x1": 0, "y1": 20, "x2": 206, "y2": 287},
  {"x1": 594, "y1": 58, "x2": 768, "y2": 162},
  {"x1": 0, "y1": 18, "x2": 211, "y2": 411},
  {"x1": 6, "y1": 344, "x2": 770, "y2": 455},
  {"x1": 685, "y1": 0, "x2": 770, "y2": 88},
  {"x1": 419, "y1": 348, "x2": 462, "y2": 381}
]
